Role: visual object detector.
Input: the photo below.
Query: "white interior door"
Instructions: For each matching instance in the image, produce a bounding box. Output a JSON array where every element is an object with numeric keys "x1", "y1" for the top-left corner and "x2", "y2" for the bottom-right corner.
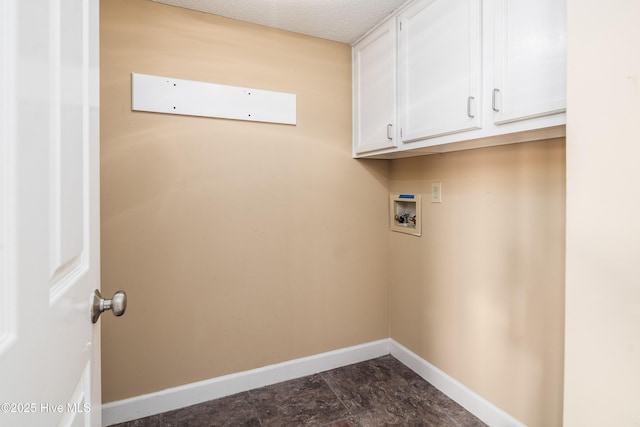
[{"x1": 0, "y1": 0, "x2": 101, "y2": 426}]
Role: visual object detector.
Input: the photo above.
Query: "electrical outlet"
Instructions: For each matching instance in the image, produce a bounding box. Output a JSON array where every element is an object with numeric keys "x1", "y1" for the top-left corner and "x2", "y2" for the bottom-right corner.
[{"x1": 431, "y1": 182, "x2": 442, "y2": 203}]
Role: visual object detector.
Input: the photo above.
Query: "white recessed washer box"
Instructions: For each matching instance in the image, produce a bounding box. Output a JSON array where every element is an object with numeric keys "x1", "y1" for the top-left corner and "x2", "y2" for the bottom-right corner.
[
  {"x1": 390, "y1": 194, "x2": 421, "y2": 236},
  {"x1": 131, "y1": 73, "x2": 296, "y2": 125}
]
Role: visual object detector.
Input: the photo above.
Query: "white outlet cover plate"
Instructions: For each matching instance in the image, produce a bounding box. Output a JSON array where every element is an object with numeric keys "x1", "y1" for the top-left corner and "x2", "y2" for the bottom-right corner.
[{"x1": 431, "y1": 182, "x2": 442, "y2": 203}]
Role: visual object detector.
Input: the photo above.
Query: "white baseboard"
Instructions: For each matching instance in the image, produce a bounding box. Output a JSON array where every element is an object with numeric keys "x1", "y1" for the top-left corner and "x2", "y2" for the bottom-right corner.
[
  {"x1": 389, "y1": 339, "x2": 526, "y2": 427},
  {"x1": 102, "y1": 339, "x2": 390, "y2": 426},
  {"x1": 103, "y1": 338, "x2": 526, "y2": 427}
]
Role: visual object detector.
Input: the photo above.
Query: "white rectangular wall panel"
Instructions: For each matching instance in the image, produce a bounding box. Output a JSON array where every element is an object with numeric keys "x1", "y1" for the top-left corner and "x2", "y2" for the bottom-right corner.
[{"x1": 131, "y1": 73, "x2": 296, "y2": 125}]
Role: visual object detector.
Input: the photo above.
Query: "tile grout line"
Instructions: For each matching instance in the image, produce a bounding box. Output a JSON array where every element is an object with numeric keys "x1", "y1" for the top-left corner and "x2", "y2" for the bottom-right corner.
[{"x1": 318, "y1": 370, "x2": 358, "y2": 424}]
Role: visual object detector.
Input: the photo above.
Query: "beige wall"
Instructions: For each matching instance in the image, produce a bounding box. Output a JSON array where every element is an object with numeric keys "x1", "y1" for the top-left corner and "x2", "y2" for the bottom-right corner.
[
  {"x1": 564, "y1": 1, "x2": 640, "y2": 426},
  {"x1": 101, "y1": 1, "x2": 567, "y2": 422},
  {"x1": 389, "y1": 138, "x2": 566, "y2": 427},
  {"x1": 100, "y1": 0, "x2": 390, "y2": 402}
]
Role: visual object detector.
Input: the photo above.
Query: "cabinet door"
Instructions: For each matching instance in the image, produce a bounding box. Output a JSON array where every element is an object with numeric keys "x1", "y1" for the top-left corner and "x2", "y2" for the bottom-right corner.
[
  {"x1": 353, "y1": 19, "x2": 397, "y2": 154},
  {"x1": 399, "y1": 0, "x2": 482, "y2": 143},
  {"x1": 493, "y1": 0, "x2": 566, "y2": 124}
]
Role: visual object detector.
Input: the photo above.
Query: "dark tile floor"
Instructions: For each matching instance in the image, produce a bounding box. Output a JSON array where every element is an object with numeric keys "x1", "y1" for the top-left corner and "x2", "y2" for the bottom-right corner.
[{"x1": 109, "y1": 355, "x2": 487, "y2": 427}]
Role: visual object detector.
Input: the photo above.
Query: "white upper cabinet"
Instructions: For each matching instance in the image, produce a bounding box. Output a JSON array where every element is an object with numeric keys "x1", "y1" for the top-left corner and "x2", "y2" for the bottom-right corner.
[
  {"x1": 492, "y1": 0, "x2": 567, "y2": 124},
  {"x1": 353, "y1": 19, "x2": 398, "y2": 155},
  {"x1": 399, "y1": 0, "x2": 482, "y2": 142},
  {"x1": 351, "y1": 0, "x2": 567, "y2": 158}
]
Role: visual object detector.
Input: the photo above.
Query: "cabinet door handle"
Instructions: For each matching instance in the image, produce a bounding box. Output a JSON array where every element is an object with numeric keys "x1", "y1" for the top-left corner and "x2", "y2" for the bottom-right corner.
[
  {"x1": 387, "y1": 123, "x2": 393, "y2": 140},
  {"x1": 467, "y1": 96, "x2": 475, "y2": 118},
  {"x1": 492, "y1": 88, "x2": 500, "y2": 112}
]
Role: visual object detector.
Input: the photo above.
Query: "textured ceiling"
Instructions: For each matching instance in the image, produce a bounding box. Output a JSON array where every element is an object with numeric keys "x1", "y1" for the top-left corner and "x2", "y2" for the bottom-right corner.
[{"x1": 152, "y1": 0, "x2": 407, "y2": 44}]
